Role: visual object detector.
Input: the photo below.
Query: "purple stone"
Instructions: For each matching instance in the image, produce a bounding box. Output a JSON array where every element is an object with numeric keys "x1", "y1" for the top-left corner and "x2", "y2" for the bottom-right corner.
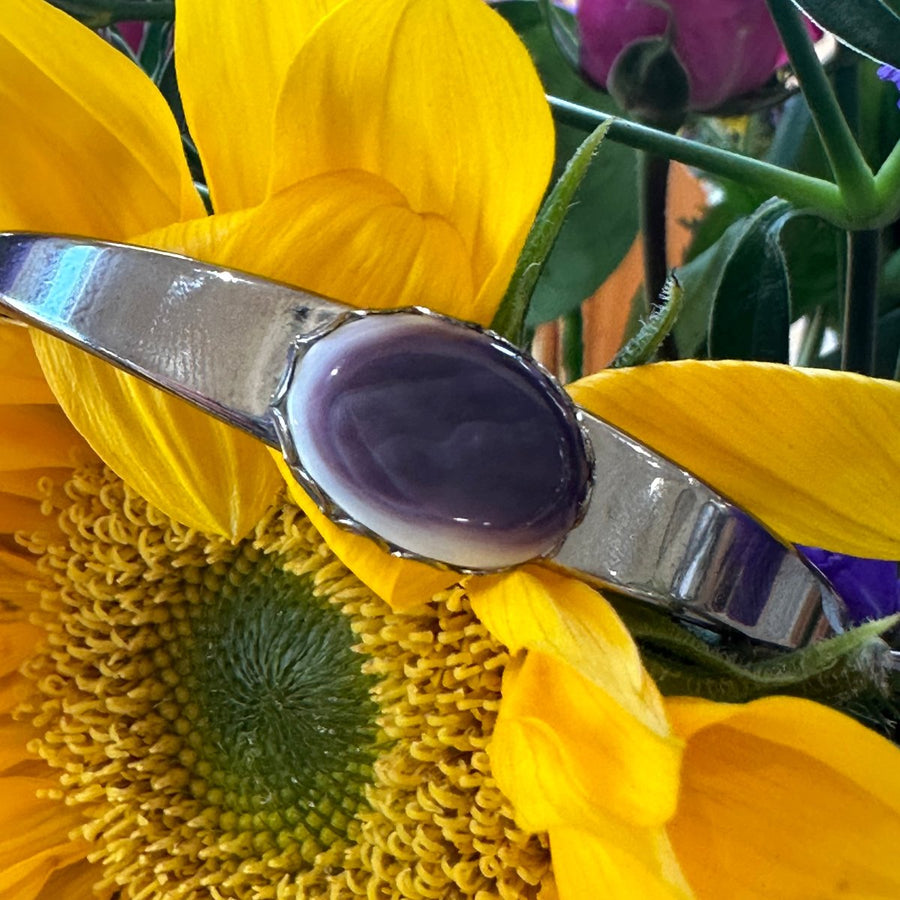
[{"x1": 284, "y1": 312, "x2": 591, "y2": 570}]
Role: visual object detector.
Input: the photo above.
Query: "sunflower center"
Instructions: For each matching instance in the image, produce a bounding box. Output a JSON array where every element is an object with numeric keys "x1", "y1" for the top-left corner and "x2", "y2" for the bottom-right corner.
[
  {"x1": 173, "y1": 557, "x2": 379, "y2": 837},
  {"x1": 18, "y1": 465, "x2": 551, "y2": 898}
]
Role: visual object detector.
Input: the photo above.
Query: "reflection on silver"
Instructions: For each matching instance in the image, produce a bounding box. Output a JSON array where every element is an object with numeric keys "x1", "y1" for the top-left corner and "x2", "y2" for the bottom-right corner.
[
  {"x1": 550, "y1": 415, "x2": 845, "y2": 647},
  {"x1": 0, "y1": 232, "x2": 850, "y2": 651},
  {"x1": 0, "y1": 232, "x2": 346, "y2": 445}
]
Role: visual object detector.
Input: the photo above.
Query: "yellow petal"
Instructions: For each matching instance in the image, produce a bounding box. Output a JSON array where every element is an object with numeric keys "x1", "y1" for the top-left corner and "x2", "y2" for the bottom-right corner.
[
  {"x1": 211, "y1": 172, "x2": 477, "y2": 317},
  {"x1": 270, "y1": 0, "x2": 553, "y2": 322},
  {"x1": 175, "y1": 0, "x2": 342, "y2": 212},
  {"x1": 489, "y1": 650, "x2": 681, "y2": 834},
  {"x1": 668, "y1": 695, "x2": 900, "y2": 813},
  {"x1": 0, "y1": 493, "x2": 51, "y2": 534},
  {"x1": 0, "y1": 466, "x2": 72, "y2": 550},
  {"x1": 0, "y1": 468, "x2": 71, "y2": 502},
  {"x1": 0, "y1": 0, "x2": 203, "y2": 236},
  {"x1": 666, "y1": 695, "x2": 900, "y2": 899},
  {"x1": 0, "y1": 670, "x2": 30, "y2": 717},
  {"x1": 0, "y1": 777, "x2": 91, "y2": 898},
  {"x1": 31, "y1": 332, "x2": 281, "y2": 540},
  {"x1": 551, "y1": 825, "x2": 694, "y2": 900},
  {"x1": 0, "y1": 716, "x2": 41, "y2": 772},
  {"x1": 469, "y1": 566, "x2": 670, "y2": 734},
  {"x1": 469, "y1": 568, "x2": 681, "y2": 831},
  {"x1": 40, "y1": 859, "x2": 110, "y2": 900},
  {"x1": 0, "y1": 621, "x2": 44, "y2": 680},
  {"x1": 0, "y1": 841, "x2": 94, "y2": 900},
  {"x1": 0, "y1": 405, "x2": 93, "y2": 472},
  {"x1": 0, "y1": 322, "x2": 55, "y2": 405},
  {"x1": 568, "y1": 362, "x2": 900, "y2": 558},
  {"x1": 272, "y1": 452, "x2": 454, "y2": 610},
  {"x1": 0, "y1": 549, "x2": 40, "y2": 612}
]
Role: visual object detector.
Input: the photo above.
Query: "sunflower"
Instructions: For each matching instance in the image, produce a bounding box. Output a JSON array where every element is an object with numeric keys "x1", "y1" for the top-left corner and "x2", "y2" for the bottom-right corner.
[{"x1": 2, "y1": 0, "x2": 900, "y2": 898}]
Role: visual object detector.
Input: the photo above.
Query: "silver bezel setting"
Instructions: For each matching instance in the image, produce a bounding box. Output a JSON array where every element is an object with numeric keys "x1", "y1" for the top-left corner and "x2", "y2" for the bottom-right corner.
[{"x1": 269, "y1": 306, "x2": 595, "y2": 574}]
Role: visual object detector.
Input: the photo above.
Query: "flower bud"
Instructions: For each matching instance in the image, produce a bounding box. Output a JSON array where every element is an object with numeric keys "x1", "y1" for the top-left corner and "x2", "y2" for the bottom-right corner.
[
  {"x1": 577, "y1": 0, "x2": 793, "y2": 114},
  {"x1": 606, "y1": 35, "x2": 690, "y2": 130}
]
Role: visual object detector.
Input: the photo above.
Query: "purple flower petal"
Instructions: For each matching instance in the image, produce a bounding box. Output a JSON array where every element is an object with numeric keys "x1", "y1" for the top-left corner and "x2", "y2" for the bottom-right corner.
[
  {"x1": 877, "y1": 64, "x2": 900, "y2": 107},
  {"x1": 799, "y1": 547, "x2": 900, "y2": 624}
]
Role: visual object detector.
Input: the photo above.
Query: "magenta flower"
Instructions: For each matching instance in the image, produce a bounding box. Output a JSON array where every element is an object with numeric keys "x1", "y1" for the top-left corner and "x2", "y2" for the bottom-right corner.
[
  {"x1": 576, "y1": 0, "x2": 794, "y2": 112},
  {"x1": 116, "y1": 21, "x2": 147, "y2": 53}
]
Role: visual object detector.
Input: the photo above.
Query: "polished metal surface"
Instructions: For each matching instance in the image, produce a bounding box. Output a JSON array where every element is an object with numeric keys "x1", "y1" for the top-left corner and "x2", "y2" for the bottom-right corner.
[
  {"x1": 0, "y1": 232, "x2": 347, "y2": 446},
  {"x1": 551, "y1": 415, "x2": 846, "y2": 647},
  {"x1": 0, "y1": 232, "x2": 850, "y2": 650}
]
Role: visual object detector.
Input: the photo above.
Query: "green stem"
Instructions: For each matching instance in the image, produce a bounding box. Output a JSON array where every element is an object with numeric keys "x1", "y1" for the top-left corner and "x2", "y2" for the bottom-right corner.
[
  {"x1": 795, "y1": 306, "x2": 826, "y2": 367},
  {"x1": 639, "y1": 151, "x2": 676, "y2": 359},
  {"x1": 841, "y1": 229, "x2": 880, "y2": 375},
  {"x1": 874, "y1": 139, "x2": 900, "y2": 224},
  {"x1": 562, "y1": 309, "x2": 583, "y2": 382},
  {"x1": 833, "y1": 59, "x2": 860, "y2": 140},
  {"x1": 548, "y1": 97, "x2": 847, "y2": 225},
  {"x1": 764, "y1": 0, "x2": 877, "y2": 220}
]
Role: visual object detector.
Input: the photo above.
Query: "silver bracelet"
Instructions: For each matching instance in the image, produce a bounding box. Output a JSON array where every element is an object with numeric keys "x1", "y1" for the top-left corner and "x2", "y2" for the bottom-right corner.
[{"x1": 0, "y1": 232, "x2": 850, "y2": 651}]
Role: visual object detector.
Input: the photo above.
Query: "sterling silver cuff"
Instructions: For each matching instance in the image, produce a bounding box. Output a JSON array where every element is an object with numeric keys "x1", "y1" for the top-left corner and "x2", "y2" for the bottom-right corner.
[{"x1": 0, "y1": 232, "x2": 850, "y2": 651}]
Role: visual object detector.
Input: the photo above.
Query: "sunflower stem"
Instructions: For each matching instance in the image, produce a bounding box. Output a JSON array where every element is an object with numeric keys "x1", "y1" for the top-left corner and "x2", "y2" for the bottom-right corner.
[
  {"x1": 612, "y1": 274, "x2": 684, "y2": 368},
  {"x1": 491, "y1": 120, "x2": 611, "y2": 344}
]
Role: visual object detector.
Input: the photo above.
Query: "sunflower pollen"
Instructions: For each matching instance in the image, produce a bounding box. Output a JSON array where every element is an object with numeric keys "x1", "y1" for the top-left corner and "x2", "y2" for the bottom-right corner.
[{"x1": 17, "y1": 465, "x2": 551, "y2": 898}]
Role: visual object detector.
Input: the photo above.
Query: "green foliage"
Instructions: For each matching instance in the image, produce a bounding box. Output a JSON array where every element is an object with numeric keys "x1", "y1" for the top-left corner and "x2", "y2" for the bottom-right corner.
[
  {"x1": 615, "y1": 593, "x2": 900, "y2": 738},
  {"x1": 612, "y1": 275, "x2": 684, "y2": 367},
  {"x1": 491, "y1": 119, "x2": 612, "y2": 345},
  {"x1": 707, "y1": 199, "x2": 793, "y2": 362},
  {"x1": 493, "y1": 1, "x2": 640, "y2": 326},
  {"x1": 48, "y1": 0, "x2": 173, "y2": 28},
  {"x1": 790, "y1": 0, "x2": 900, "y2": 68}
]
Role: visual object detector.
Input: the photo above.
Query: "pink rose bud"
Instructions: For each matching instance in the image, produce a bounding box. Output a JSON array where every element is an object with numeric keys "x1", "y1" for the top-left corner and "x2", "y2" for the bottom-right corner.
[{"x1": 577, "y1": 0, "x2": 794, "y2": 114}]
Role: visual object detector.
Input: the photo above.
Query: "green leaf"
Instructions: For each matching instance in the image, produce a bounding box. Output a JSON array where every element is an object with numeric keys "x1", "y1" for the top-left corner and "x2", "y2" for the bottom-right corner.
[
  {"x1": 677, "y1": 199, "x2": 794, "y2": 362},
  {"x1": 791, "y1": 0, "x2": 900, "y2": 67},
  {"x1": 612, "y1": 275, "x2": 684, "y2": 367},
  {"x1": 683, "y1": 181, "x2": 767, "y2": 262},
  {"x1": 710, "y1": 200, "x2": 793, "y2": 361},
  {"x1": 780, "y1": 215, "x2": 842, "y2": 322},
  {"x1": 614, "y1": 592, "x2": 899, "y2": 730},
  {"x1": 536, "y1": 0, "x2": 580, "y2": 70},
  {"x1": 491, "y1": 119, "x2": 612, "y2": 344},
  {"x1": 493, "y1": 1, "x2": 640, "y2": 326}
]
